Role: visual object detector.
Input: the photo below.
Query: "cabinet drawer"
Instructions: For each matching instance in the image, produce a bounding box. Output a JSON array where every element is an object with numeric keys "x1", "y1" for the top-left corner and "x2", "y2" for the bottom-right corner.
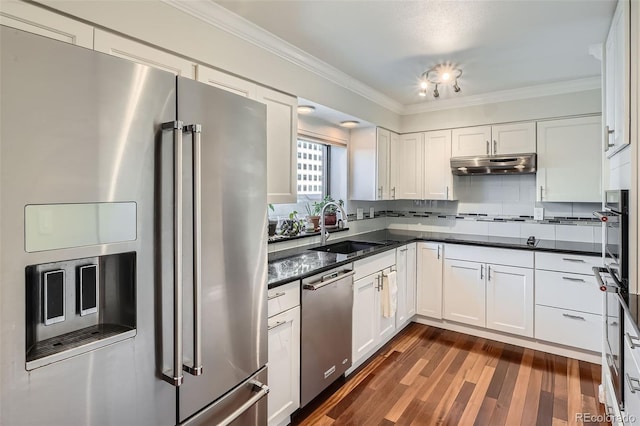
[
  {"x1": 535, "y1": 305, "x2": 601, "y2": 352},
  {"x1": 535, "y1": 270, "x2": 602, "y2": 315},
  {"x1": 445, "y1": 244, "x2": 533, "y2": 268},
  {"x1": 624, "y1": 312, "x2": 640, "y2": 373},
  {"x1": 268, "y1": 281, "x2": 300, "y2": 318},
  {"x1": 354, "y1": 251, "x2": 395, "y2": 281},
  {"x1": 535, "y1": 252, "x2": 601, "y2": 275},
  {"x1": 624, "y1": 338, "x2": 640, "y2": 422}
]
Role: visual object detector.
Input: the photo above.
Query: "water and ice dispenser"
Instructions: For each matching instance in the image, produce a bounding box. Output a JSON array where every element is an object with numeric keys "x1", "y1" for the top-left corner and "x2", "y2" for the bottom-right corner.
[{"x1": 23, "y1": 203, "x2": 139, "y2": 370}]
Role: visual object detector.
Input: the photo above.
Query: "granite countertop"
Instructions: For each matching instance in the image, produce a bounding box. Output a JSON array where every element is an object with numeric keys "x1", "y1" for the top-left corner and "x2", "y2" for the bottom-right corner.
[{"x1": 267, "y1": 229, "x2": 601, "y2": 288}]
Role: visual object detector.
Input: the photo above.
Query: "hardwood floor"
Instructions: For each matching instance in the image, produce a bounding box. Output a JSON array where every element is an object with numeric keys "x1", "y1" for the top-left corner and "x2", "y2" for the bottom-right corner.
[{"x1": 293, "y1": 323, "x2": 607, "y2": 426}]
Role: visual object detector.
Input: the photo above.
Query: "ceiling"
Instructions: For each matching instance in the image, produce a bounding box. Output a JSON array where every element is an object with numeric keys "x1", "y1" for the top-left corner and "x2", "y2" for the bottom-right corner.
[{"x1": 214, "y1": 0, "x2": 616, "y2": 107}]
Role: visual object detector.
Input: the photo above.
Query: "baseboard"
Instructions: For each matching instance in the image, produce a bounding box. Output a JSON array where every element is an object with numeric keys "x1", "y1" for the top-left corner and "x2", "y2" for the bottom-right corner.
[{"x1": 412, "y1": 316, "x2": 601, "y2": 364}]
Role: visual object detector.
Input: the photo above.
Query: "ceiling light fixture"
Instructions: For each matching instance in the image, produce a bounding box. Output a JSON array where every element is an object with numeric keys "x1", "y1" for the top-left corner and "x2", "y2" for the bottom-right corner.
[
  {"x1": 419, "y1": 63, "x2": 463, "y2": 99},
  {"x1": 339, "y1": 120, "x2": 360, "y2": 128},
  {"x1": 297, "y1": 105, "x2": 316, "y2": 114}
]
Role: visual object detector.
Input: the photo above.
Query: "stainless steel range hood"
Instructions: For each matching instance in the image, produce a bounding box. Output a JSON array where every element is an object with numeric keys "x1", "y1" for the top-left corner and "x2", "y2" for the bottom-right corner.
[{"x1": 450, "y1": 153, "x2": 537, "y2": 175}]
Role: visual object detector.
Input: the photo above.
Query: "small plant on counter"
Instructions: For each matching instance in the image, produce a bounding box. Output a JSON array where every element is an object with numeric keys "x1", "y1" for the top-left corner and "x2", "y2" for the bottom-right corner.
[
  {"x1": 278, "y1": 210, "x2": 305, "y2": 236},
  {"x1": 267, "y1": 204, "x2": 277, "y2": 236}
]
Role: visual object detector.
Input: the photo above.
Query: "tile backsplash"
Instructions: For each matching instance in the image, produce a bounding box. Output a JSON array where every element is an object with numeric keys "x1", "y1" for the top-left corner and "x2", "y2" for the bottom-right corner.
[{"x1": 268, "y1": 173, "x2": 603, "y2": 252}]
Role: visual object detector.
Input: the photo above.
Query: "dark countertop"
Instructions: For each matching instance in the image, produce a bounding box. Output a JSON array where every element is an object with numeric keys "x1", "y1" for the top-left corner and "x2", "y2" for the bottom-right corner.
[{"x1": 267, "y1": 229, "x2": 601, "y2": 288}]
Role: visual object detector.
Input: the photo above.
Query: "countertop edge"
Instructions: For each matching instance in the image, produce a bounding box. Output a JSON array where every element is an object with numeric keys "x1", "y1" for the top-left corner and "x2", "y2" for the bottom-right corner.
[{"x1": 267, "y1": 234, "x2": 599, "y2": 289}]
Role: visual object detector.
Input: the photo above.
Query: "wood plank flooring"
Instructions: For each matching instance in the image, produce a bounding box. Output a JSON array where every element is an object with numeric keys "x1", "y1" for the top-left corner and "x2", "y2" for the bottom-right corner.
[{"x1": 293, "y1": 323, "x2": 607, "y2": 426}]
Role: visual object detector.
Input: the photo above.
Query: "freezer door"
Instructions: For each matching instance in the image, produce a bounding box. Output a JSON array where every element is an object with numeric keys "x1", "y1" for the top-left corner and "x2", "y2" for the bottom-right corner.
[
  {"x1": 175, "y1": 77, "x2": 268, "y2": 422},
  {"x1": 0, "y1": 27, "x2": 176, "y2": 425},
  {"x1": 181, "y1": 367, "x2": 268, "y2": 425}
]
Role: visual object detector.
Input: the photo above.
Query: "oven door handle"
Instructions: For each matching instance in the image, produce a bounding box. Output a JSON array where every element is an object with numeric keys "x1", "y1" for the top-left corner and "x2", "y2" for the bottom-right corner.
[{"x1": 592, "y1": 267, "x2": 619, "y2": 293}]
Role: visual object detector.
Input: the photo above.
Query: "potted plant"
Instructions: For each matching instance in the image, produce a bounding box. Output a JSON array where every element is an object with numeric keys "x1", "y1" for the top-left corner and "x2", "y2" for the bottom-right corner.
[
  {"x1": 267, "y1": 204, "x2": 277, "y2": 236},
  {"x1": 278, "y1": 210, "x2": 305, "y2": 236},
  {"x1": 312, "y1": 195, "x2": 344, "y2": 228},
  {"x1": 304, "y1": 202, "x2": 322, "y2": 231}
]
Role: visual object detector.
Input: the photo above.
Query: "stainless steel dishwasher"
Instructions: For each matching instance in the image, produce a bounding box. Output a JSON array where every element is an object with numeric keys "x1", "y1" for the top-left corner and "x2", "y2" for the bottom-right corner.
[{"x1": 300, "y1": 264, "x2": 354, "y2": 407}]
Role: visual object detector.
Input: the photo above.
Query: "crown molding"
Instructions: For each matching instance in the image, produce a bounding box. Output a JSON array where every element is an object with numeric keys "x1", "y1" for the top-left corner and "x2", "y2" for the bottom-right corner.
[
  {"x1": 401, "y1": 77, "x2": 602, "y2": 115},
  {"x1": 161, "y1": 0, "x2": 404, "y2": 114}
]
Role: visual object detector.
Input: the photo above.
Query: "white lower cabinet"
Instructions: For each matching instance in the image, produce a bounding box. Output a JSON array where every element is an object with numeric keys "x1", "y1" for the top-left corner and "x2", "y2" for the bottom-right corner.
[
  {"x1": 443, "y1": 259, "x2": 485, "y2": 327},
  {"x1": 396, "y1": 243, "x2": 417, "y2": 325},
  {"x1": 485, "y1": 264, "x2": 533, "y2": 337},
  {"x1": 352, "y1": 272, "x2": 380, "y2": 364},
  {"x1": 416, "y1": 242, "x2": 443, "y2": 319},
  {"x1": 442, "y1": 245, "x2": 534, "y2": 336},
  {"x1": 352, "y1": 250, "x2": 397, "y2": 366},
  {"x1": 534, "y1": 252, "x2": 602, "y2": 352},
  {"x1": 267, "y1": 283, "x2": 300, "y2": 426}
]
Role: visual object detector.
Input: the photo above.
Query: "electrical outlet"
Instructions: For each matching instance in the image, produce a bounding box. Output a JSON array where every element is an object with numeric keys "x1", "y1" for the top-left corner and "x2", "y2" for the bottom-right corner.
[
  {"x1": 369, "y1": 207, "x2": 375, "y2": 218},
  {"x1": 534, "y1": 207, "x2": 544, "y2": 221},
  {"x1": 356, "y1": 208, "x2": 364, "y2": 220}
]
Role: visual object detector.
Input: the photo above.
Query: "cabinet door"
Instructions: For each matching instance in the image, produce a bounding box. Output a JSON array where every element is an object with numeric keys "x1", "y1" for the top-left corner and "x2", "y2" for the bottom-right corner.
[
  {"x1": 196, "y1": 66, "x2": 257, "y2": 98},
  {"x1": 451, "y1": 126, "x2": 491, "y2": 157},
  {"x1": 604, "y1": 0, "x2": 630, "y2": 155},
  {"x1": 395, "y1": 133, "x2": 423, "y2": 199},
  {"x1": 94, "y1": 30, "x2": 196, "y2": 78},
  {"x1": 405, "y1": 243, "x2": 417, "y2": 319},
  {"x1": 491, "y1": 122, "x2": 536, "y2": 155},
  {"x1": 353, "y1": 273, "x2": 379, "y2": 363},
  {"x1": 396, "y1": 247, "x2": 408, "y2": 325},
  {"x1": 376, "y1": 128, "x2": 391, "y2": 200},
  {"x1": 256, "y1": 87, "x2": 298, "y2": 204},
  {"x1": 443, "y1": 259, "x2": 485, "y2": 327},
  {"x1": 416, "y1": 242, "x2": 443, "y2": 319},
  {"x1": 536, "y1": 116, "x2": 602, "y2": 202},
  {"x1": 267, "y1": 306, "x2": 300, "y2": 426},
  {"x1": 389, "y1": 131, "x2": 400, "y2": 200},
  {"x1": 423, "y1": 130, "x2": 454, "y2": 200},
  {"x1": 486, "y1": 264, "x2": 533, "y2": 337},
  {"x1": 378, "y1": 269, "x2": 396, "y2": 342},
  {"x1": 0, "y1": 1, "x2": 93, "y2": 48}
]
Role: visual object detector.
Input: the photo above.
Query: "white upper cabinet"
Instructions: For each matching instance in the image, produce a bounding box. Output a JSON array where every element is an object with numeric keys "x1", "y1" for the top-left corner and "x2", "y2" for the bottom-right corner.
[
  {"x1": 452, "y1": 123, "x2": 535, "y2": 157},
  {"x1": 604, "y1": 0, "x2": 630, "y2": 156},
  {"x1": 395, "y1": 133, "x2": 423, "y2": 200},
  {"x1": 350, "y1": 127, "x2": 398, "y2": 201},
  {"x1": 451, "y1": 126, "x2": 492, "y2": 157},
  {"x1": 256, "y1": 87, "x2": 298, "y2": 204},
  {"x1": 536, "y1": 116, "x2": 602, "y2": 202},
  {"x1": 423, "y1": 130, "x2": 455, "y2": 200},
  {"x1": 376, "y1": 128, "x2": 392, "y2": 200},
  {"x1": 491, "y1": 122, "x2": 536, "y2": 155},
  {"x1": 196, "y1": 68, "x2": 297, "y2": 204},
  {"x1": 94, "y1": 30, "x2": 196, "y2": 78},
  {"x1": 0, "y1": 1, "x2": 93, "y2": 48},
  {"x1": 196, "y1": 65, "x2": 257, "y2": 98}
]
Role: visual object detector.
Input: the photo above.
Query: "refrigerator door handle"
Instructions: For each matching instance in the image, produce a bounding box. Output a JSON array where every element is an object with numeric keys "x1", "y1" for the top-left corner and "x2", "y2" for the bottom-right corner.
[
  {"x1": 183, "y1": 124, "x2": 203, "y2": 377},
  {"x1": 217, "y1": 380, "x2": 270, "y2": 426},
  {"x1": 161, "y1": 120, "x2": 185, "y2": 387}
]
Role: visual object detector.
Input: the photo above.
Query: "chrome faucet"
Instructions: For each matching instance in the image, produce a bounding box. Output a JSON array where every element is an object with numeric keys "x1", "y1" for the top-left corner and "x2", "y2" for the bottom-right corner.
[{"x1": 320, "y1": 202, "x2": 347, "y2": 246}]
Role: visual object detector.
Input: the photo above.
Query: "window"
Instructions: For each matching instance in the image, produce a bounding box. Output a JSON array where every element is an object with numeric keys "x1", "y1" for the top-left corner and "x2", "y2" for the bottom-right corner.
[{"x1": 296, "y1": 139, "x2": 329, "y2": 200}]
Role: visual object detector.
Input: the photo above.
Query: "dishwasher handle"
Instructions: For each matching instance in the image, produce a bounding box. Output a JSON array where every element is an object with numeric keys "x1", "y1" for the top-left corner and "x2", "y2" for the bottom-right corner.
[{"x1": 303, "y1": 270, "x2": 354, "y2": 291}]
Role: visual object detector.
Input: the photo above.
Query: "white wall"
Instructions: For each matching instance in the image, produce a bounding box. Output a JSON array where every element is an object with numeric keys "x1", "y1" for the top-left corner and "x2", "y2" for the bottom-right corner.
[
  {"x1": 38, "y1": 0, "x2": 401, "y2": 131},
  {"x1": 400, "y1": 89, "x2": 602, "y2": 133}
]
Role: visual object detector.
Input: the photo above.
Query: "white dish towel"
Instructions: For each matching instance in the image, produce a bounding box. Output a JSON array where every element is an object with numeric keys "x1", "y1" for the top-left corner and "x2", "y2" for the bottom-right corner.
[{"x1": 382, "y1": 270, "x2": 398, "y2": 318}]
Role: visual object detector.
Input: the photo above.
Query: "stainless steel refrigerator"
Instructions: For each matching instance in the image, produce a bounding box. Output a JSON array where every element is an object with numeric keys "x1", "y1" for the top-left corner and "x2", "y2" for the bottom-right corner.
[{"x1": 0, "y1": 26, "x2": 268, "y2": 425}]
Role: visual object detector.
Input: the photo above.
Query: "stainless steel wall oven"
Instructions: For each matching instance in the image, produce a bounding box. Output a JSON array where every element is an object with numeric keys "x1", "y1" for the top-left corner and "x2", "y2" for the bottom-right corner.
[{"x1": 594, "y1": 189, "x2": 629, "y2": 411}]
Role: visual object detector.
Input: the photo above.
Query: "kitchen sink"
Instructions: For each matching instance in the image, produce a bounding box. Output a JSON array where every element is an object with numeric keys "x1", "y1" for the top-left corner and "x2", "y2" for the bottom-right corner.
[{"x1": 309, "y1": 240, "x2": 384, "y2": 255}]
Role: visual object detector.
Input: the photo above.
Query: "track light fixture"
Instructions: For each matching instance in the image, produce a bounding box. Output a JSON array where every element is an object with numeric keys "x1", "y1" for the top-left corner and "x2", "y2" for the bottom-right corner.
[{"x1": 419, "y1": 63, "x2": 462, "y2": 99}]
